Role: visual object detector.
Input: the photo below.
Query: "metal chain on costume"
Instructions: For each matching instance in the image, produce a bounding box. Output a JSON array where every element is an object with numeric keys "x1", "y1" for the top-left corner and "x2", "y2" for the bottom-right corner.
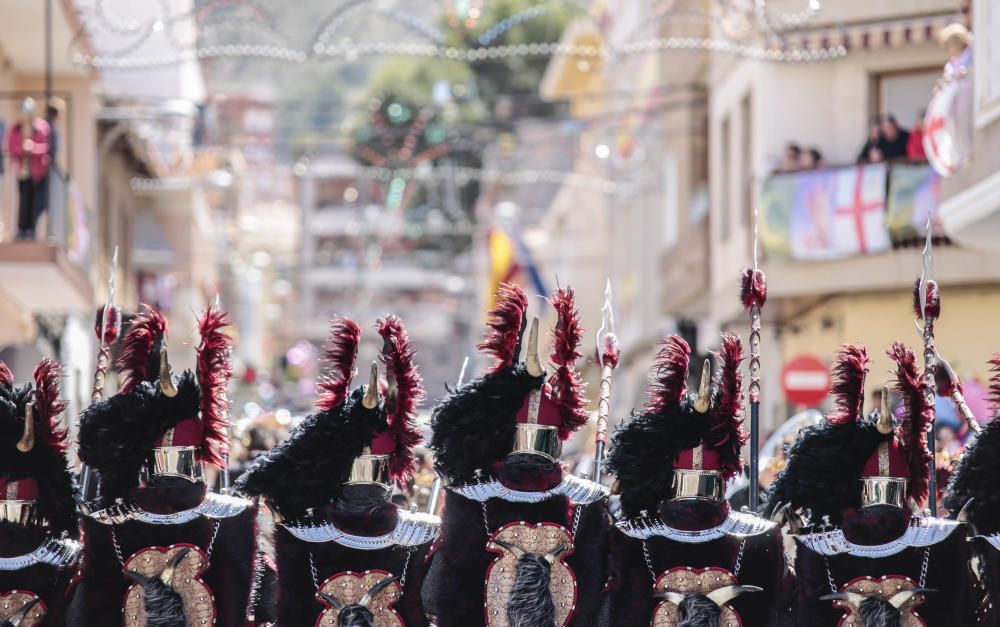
[
  {"x1": 824, "y1": 557, "x2": 839, "y2": 594},
  {"x1": 642, "y1": 540, "x2": 657, "y2": 581},
  {"x1": 205, "y1": 520, "x2": 222, "y2": 560},
  {"x1": 399, "y1": 547, "x2": 414, "y2": 588},
  {"x1": 481, "y1": 501, "x2": 491, "y2": 536},
  {"x1": 245, "y1": 541, "x2": 267, "y2": 622},
  {"x1": 570, "y1": 504, "x2": 583, "y2": 539},
  {"x1": 733, "y1": 538, "x2": 747, "y2": 577},
  {"x1": 919, "y1": 547, "x2": 930, "y2": 588},
  {"x1": 111, "y1": 525, "x2": 126, "y2": 566},
  {"x1": 309, "y1": 550, "x2": 321, "y2": 588}
]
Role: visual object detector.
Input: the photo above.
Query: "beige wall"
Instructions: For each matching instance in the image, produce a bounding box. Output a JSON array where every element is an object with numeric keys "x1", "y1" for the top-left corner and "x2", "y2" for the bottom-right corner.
[{"x1": 778, "y1": 285, "x2": 1000, "y2": 414}]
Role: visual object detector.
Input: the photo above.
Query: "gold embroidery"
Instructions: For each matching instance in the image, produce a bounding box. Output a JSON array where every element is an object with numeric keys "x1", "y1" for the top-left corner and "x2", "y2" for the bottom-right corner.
[
  {"x1": 0, "y1": 591, "x2": 45, "y2": 626},
  {"x1": 484, "y1": 522, "x2": 576, "y2": 627},
  {"x1": 652, "y1": 567, "x2": 740, "y2": 627},
  {"x1": 122, "y1": 544, "x2": 215, "y2": 626},
  {"x1": 832, "y1": 576, "x2": 926, "y2": 627},
  {"x1": 315, "y1": 570, "x2": 403, "y2": 627}
]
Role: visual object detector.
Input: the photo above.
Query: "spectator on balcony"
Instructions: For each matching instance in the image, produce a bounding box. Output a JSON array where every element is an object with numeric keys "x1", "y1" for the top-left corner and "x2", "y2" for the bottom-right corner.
[
  {"x1": 800, "y1": 147, "x2": 825, "y2": 169},
  {"x1": 907, "y1": 109, "x2": 927, "y2": 162},
  {"x1": 6, "y1": 98, "x2": 51, "y2": 240},
  {"x1": 778, "y1": 142, "x2": 803, "y2": 172},
  {"x1": 856, "y1": 115, "x2": 884, "y2": 163},
  {"x1": 879, "y1": 113, "x2": 910, "y2": 161}
]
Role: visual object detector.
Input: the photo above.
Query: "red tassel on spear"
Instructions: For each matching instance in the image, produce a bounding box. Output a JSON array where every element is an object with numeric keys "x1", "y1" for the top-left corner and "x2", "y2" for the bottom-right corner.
[
  {"x1": 91, "y1": 247, "x2": 120, "y2": 401},
  {"x1": 740, "y1": 266, "x2": 766, "y2": 511},
  {"x1": 592, "y1": 280, "x2": 620, "y2": 483}
]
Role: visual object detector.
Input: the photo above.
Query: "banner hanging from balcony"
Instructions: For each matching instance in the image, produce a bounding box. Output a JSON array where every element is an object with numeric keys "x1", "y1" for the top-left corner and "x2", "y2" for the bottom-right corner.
[
  {"x1": 885, "y1": 164, "x2": 941, "y2": 239},
  {"x1": 759, "y1": 163, "x2": 891, "y2": 261}
]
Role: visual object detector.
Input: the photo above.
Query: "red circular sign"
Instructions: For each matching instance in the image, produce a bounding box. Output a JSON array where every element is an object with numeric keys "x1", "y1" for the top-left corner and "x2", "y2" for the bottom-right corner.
[{"x1": 781, "y1": 355, "x2": 831, "y2": 407}]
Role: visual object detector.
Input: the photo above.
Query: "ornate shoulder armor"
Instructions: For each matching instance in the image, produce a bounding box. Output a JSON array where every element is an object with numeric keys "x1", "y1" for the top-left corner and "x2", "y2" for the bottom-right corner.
[
  {"x1": 0, "y1": 536, "x2": 81, "y2": 571},
  {"x1": 88, "y1": 492, "x2": 252, "y2": 525},
  {"x1": 450, "y1": 474, "x2": 608, "y2": 505},
  {"x1": 796, "y1": 516, "x2": 962, "y2": 558},
  {"x1": 281, "y1": 508, "x2": 440, "y2": 549},
  {"x1": 616, "y1": 510, "x2": 776, "y2": 543}
]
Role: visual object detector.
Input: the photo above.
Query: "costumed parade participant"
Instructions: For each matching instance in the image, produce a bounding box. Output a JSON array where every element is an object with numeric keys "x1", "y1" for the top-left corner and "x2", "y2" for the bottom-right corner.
[
  {"x1": 765, "y1": 343, "x2": 971, "y2": 626},
  {"x1": 236, "y1": 315, "x2": 439, "y2": 626},
  {"x1": 426, "y1": 283, "x2": 609, "y2": 627},
  {"x1": 71, "y1": 304, "x2": 269, "y2": 626},
  {"x1": 605, "y1": 333, "x2": 784, "y2": 626},
  {"x1": 943, "y1": 355, "x2": 1000, "y2": 626},
  {"x1": 0, "y1": 359, "x2": 79, "y2": 626}
]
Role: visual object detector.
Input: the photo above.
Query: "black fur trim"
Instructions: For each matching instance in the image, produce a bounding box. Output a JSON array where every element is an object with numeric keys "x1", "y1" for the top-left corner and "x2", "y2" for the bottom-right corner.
[
  {"x1": 507, "y1": 553, "x2": 556, "y2": 627},
  {"x1": 858, "y1": 595, "x2": 901, "y2": 626},
  {"x1": 235, "y1": 388, "x2": 385, "y2": 519},
  {"x1": 763, "y1": 419, "x2": 887, "y2": 523},
  {"x1": 0, "y1": 382, "x2": 78, "y2": 535},
  {"x1": 135, "y1": 577, "x2": 187, "y2": 626},
  {"x1": 429, "y1": 364, "x2": 543, "y2": 485},
  {"x1": 338, "y1": 605, "x2": 376, "y2": 627},
  {"x1": 944, "y1": 416, "x2": 1000, "y2": 527},
  {"x1": 78, "y1": 372, "x2": 200, "y2": 505},
  {"x1": 677, "y1": 594, "x2": 722, "y2": 627}
]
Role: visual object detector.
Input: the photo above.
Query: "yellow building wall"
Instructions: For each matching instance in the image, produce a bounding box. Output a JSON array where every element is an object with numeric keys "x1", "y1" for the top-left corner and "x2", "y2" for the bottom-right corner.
[{"x1": 777, "y1": 285, "x2": 1000, "y2": 408}]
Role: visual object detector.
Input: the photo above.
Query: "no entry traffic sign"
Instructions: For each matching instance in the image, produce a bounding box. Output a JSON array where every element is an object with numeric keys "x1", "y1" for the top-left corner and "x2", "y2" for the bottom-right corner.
[{"x1": 781, "y1": 354, "x2": 831, "y2": 407}]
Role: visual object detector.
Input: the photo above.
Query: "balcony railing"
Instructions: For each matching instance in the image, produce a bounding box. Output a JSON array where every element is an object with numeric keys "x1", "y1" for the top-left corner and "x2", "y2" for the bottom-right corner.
[{"x1": 759, "y1": 162, "x2": 942, "y2": 262}]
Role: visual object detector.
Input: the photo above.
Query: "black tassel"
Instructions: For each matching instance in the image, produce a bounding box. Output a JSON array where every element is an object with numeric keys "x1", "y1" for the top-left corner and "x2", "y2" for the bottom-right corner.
[
  {"x1": 677, "y1": 594, "x2": 722, "y2": 627},
  {"x1": 858, "y1": 596, "x2": 901, "y2": 627},
  {"x1": 507, "y1": 553, "x2": 556, "y2": 627},
  {"x1": 137, "y1": 578, "x2": 187, "y2": 627},
  {"x1": 338, "y1": 605, "x2": 376, "y2": 627}
]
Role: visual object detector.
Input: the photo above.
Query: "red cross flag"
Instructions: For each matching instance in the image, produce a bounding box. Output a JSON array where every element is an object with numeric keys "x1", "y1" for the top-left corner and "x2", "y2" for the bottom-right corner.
[{"x1": 924, "y1": 80, "x2": 963, "y2": 177}]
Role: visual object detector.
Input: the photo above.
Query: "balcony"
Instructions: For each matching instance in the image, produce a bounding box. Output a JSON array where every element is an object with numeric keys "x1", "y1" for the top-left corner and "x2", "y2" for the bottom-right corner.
[
  {"x1": 0, "y1": 169, "x2": 92, "y2": 313},
  {"x1": 757, "y1": 162, "x2": 1000, "y2": 298}
]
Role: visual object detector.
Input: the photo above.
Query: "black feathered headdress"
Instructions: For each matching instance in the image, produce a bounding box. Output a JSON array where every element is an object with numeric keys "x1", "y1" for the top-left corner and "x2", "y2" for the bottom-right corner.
[
  {"x1": 0, "y1": 359, "x2": 77, "y2": 535},
  {"x1": 944, "y1": 354, "x2": 1000, "y2": 527},
  {"x1": 78, "y1": 304, "x2": 233, "y2": 505},
  {"x1": 606, "y1": 333, "x2": 747, "y2": 518},
  {"x1": 763, "y1": 345, "x2": 891, "y2": 524},
  {"x1": 429, "y1": 283, "x2": 588, "y2": 485},
  {"x1": 235, "y1": 315, "x2": 425, "y2": 520}
]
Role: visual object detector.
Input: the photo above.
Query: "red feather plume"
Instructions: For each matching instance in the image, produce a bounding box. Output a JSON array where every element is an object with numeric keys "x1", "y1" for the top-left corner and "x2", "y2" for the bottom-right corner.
[
  {"x1": 116, "y1": 304, "x2": 168, "y2": 394},
  {"x1": 0, "y1": 361, "x2": 12, "y2": 388},
  {"x1": 315, "y1": 318, "x2": 361, "y2": 412},
  {"x1": 645, "y1": 335, "x2": 691, "y2": 413},
  {"x1": 887, "y1": 341, "x2": 932, "y2": 506},
  {"x1": 710, "y1": 333, "x2": 748, "y2": 480},
  {"x1": 988, "y1": 355, "x2": 1000, "y2": 420},
  {"x1": 94, "y1": 304, "x2": 122, "y2": 345},
  {"x1": 377, "y1": 315, "x2": 425, "y2": 482},
  {"x1": 912, "y1": 278, "x2": 941, "y2": 320},
  {"x1": 740, "y1": 268, "x2": 767, "y2": 310},
  {"x1": 547, "y1": 287, "x2": 588, "y2": 439},
  {"x1": 32, "y1": 358, "x2": 68, "y2": 454},
  {"x1": 478, "y1": 283, "x2": 528, "y2": 373},
  {"x1": 196, "y1": 307, "x2": 233, "y2": 467},
  {"x1": 827, "y1": 344, "x2": 870, "y2": 426}
]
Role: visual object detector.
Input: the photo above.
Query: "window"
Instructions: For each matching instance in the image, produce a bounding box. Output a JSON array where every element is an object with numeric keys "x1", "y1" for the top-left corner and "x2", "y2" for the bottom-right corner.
[
  {"x1": 720, "y1": 115, "x2": 731, "y2": 240},
  {"x1": 875, "y1": 68, "x2": 940, "y2": 126}
]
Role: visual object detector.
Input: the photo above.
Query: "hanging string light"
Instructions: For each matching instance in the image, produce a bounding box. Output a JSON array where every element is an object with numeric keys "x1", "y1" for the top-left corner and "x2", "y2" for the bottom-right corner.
[{"x1": 75, "y1": 0, "x2": 843, "y2": 70}]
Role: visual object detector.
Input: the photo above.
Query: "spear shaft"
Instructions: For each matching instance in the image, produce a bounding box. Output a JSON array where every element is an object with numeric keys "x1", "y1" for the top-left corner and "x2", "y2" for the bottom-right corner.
[
  {"x1": 741, "y1": 267, "x2": 767, "y2": 512},
  {"x1": 427, "y1": 356, "x2": 469, "y2": 515},
  {"x1": 592, "y1": 281, "x2": 618, "y2": 484}
]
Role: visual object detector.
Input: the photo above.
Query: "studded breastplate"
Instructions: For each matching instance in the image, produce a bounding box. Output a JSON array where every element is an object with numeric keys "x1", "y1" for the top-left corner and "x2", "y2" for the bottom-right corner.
[
  {"x1": 121, "y1": 543, "x2": 215, "y2": 627},
  {"x1": 484, "y1": 522, "x2": 577, "y2": 627}
]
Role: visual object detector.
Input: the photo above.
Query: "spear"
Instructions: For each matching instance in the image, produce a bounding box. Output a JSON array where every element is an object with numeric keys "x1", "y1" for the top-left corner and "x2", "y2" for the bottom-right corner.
[
  {"x1": 92, "y1": 246, "x2": 120, "y2": 401},
  {"x1": 426, "y1": 356, "x2": 469, "y2": 515},
  {"x1": 81, "y1": 247, "x2": 120, "y2": 505},
  {"x1": 740, "y1": 227, "x2": 767, "y2": 511},
  {"x1": 914, "y1": 218, "x2": 941, "y2": 514},
  {"x1": 592, "y1": 280, "x2": 619, "y2": 484}
]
